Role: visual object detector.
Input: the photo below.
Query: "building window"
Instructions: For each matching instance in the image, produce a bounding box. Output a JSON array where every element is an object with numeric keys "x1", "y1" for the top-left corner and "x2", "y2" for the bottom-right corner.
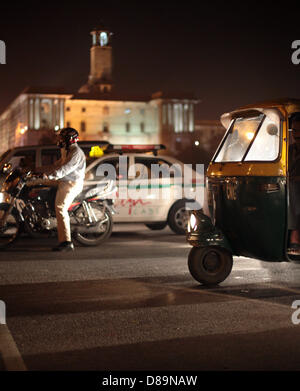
[
  {"x1": 189, "y1": 104, "x2": 194, "y2": 132},
  {"x1": 66, "y1": 107, "x2": 70, "y2": 111},
  {"x1": 168, "y1": 104, "x2": 173, "y2": 126},
  {"x1": 59, "y1": 99, "x2": 65, "y2": 130},
  {"x1": 103, "y1": 122, "x2": 109, "y2": 133},
  {"x1": 29, "y1": 99, "x2": 34, "y2": 129},
  {"x1": 66, "y1": 121, "x2": 71, "y2": 128},
  {"x1": 40, "y1": 99, "x2": 52, "y2": 129},
  {"x1": 103, "y1": 106, "x2": 109, "y2": 116},
  {"x1": 140, "y1": 122, "x2": 145, "y2": 133},
  {"x1": 80, "y1": 121, "x2": 86, "y2": 133},
  {"x1": 174, "y1": 103, "x2": 183, "y2": 133},
  {"x1": 82, "y1": 107, "x2": 86, "y2": 113},
  {"x1": 126, "y1": 122, "x2": 130, "y2": 133},
  {"x1": 183, "y1": 103, "x2": 189, "y2": 132},
  {"x1": 162, "y1": 104, "x2": 167, "y2": 125}
]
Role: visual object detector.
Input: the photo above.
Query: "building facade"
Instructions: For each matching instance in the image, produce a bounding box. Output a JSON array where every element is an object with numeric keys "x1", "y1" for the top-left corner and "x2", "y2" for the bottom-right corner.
[
  {"x1": 0, "y1": 25, "x2": 218, "y2": 160},
  {"x1": 0, "y1": 88, "x2": 71, "y2": 152},
  {"x1": 64, "y1": 95, "x2": 160, "y2": 145}
]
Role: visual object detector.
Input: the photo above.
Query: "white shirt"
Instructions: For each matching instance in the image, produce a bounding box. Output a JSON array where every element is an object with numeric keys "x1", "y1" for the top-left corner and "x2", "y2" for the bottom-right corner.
[{"x1": 49, "y1": 144, "x2": 86, "y2": 182}]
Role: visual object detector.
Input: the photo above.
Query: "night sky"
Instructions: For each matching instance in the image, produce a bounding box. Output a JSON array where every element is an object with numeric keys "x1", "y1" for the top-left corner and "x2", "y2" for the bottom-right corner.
[{"x1": 1, "y1": 0, "x2": 300, "y2": 120}]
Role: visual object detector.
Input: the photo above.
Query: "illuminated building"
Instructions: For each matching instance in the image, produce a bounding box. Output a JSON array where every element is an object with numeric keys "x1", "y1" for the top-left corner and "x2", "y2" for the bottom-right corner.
[{"x1": 0, "y1": 25, "x2": 201, "y2": 154}]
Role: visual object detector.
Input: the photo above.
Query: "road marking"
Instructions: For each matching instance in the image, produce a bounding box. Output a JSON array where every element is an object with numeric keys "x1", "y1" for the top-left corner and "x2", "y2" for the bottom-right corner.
[
  {"x1": 267, "y1": 283, "x2": 300, "y2": 296},
  {"x1": 233, "y1": 267, "x2": 261, "y2": 271},
  {"x1": 0, "y1": 324, "x2": 27, "y2": 371}
]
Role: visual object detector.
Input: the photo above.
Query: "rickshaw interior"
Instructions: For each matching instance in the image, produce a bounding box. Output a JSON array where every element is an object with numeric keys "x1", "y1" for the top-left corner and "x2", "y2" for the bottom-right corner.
[{"x1": 287, "y1": 112, "x2": 300, "y2": 256}]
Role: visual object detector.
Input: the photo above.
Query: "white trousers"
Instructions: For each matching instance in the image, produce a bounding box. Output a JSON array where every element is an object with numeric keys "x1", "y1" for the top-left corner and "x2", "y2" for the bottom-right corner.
[{"x1": 55, "y1": 180, "x2": 83, "y2": 243}]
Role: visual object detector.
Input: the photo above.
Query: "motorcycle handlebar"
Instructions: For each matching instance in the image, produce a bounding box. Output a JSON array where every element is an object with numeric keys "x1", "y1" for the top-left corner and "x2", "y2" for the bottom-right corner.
[{"x1": 25, "y1": 172, "x2": 47, "y2": 181}]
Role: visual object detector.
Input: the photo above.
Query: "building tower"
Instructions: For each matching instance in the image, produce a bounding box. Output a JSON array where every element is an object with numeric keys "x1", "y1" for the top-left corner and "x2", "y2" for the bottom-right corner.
[{"x1": 79, "y1": 26, "x2": 113, "y2": 94}]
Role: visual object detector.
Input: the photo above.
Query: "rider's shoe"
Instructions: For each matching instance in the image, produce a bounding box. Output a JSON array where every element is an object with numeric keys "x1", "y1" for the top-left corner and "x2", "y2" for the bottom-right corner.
[{"x1": 52, "y1": 241, "x2": 74, "y2": 252}]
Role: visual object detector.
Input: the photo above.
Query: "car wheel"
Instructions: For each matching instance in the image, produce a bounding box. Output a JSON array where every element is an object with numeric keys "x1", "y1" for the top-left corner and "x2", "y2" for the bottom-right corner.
[
  {"x1": 145, "y1": 222, "x2": 167, "y2": 230},
  {"x1": 168, "y1": 199, "x2": 190, "y2": 234},
  {"x1": 188, "y1": 246, "x2": 233, "y2": 285}
]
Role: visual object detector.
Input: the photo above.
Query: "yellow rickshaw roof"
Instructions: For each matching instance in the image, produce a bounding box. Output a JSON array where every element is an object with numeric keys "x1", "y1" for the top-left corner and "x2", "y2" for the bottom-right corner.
[
  {"x1": 236, "y1": 98, "x2": 300, "y2": 112},
  {"x1": 221, "y1": 98, "x2": 300, "y2": 128}
]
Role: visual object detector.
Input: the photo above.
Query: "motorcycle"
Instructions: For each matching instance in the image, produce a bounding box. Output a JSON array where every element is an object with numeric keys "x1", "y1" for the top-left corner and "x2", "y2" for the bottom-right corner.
[{"x1": 0, "y1": 168, "x2": 116, "y2": 248}]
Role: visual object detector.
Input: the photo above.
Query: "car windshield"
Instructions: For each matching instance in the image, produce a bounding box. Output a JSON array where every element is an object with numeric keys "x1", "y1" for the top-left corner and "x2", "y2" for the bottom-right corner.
[{"x1": 214, "y1": 113, "x2": 280, "y2": 162}]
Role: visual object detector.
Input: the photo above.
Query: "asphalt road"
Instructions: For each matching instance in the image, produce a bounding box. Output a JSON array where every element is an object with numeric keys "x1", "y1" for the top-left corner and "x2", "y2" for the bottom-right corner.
[{"x1": 1, "y1": 224, "x2": 300, "y2": 371}]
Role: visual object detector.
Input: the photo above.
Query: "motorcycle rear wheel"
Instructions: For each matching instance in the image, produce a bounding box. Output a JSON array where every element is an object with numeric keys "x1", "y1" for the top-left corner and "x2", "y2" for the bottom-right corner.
[{"x1": 73, "y1": 203, "x2": 113, "y2": 246}]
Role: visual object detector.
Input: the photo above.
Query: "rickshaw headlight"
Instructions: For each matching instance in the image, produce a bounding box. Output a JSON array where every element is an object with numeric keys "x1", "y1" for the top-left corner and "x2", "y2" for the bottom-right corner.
[{"x1": 189, "y1": 213, "x2": 198, "y2": 232}]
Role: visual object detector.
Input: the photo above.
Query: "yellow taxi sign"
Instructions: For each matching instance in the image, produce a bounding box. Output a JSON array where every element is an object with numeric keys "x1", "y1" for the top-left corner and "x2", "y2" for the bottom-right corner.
[{"x1": 89, "y1": 145, "x2": 105, "y2": 158}]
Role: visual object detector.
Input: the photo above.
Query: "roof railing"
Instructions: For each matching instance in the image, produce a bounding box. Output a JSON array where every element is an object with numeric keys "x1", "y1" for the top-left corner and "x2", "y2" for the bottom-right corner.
[{"x1": 107, "y1": 144, "x2": 166, "y2": 155}]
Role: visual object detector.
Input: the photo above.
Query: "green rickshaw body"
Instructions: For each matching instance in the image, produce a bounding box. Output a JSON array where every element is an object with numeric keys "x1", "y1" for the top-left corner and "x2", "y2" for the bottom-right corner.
[{"x1": 187, "y1": 99, "x2": 300, "y2": 264}]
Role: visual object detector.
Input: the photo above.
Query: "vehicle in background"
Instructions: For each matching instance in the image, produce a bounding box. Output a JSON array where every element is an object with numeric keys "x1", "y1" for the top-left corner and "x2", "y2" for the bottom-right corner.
[
  {"x1": 0, "y1": 141, "x2": 110, "y2": 172},
  {"x1": 0, "y1": 142, "x2": 203, "y2": 234},
  {"x1": 84, "y1": 144, "x2": 203, "y2": 234},
  {"x1": 0, "y1": 141, "x2": 109, "y2": 200}
]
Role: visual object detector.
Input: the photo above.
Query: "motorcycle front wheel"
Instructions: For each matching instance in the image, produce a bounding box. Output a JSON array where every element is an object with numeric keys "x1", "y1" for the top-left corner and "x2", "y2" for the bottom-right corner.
[
  {"x1": 72, "y1": 203, "x2": 113, "y2": 246},
  {"x1": 0, "y1": 203, "x2": 21, "y2": 248}
]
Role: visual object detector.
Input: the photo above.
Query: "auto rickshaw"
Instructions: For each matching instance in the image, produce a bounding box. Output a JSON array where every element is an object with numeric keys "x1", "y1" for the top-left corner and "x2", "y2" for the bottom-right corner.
[{"x1": 186, "y1": 99, "x2": 300, "y2": 285}]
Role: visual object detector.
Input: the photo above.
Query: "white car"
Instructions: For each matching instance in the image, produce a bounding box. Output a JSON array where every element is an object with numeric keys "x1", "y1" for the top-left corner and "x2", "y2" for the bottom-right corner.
[{"x1": 84, "y1": 144, "x2": 204, "y2": 234}]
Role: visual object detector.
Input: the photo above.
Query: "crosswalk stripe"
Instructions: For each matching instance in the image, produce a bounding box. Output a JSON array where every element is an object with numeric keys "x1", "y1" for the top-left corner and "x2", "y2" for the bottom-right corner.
[{"x1": 0, "y1": 324, "x2": 26, "y2": 371}]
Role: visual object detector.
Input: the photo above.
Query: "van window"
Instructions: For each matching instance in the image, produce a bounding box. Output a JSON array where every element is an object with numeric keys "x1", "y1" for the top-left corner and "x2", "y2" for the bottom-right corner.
[
  {"x1": 134, "y1": 157, "x2": 181, "y2": 179},
  {"x1": 0, "y1": 149, "x2": 11, "y2": 165},
  {"x1": 85, "y1": 157, "x2": 129, "y2": 182},
  {"x1": 41, "y1": 148, "x2": 61, "y2": 166},
  {"x1": 8, "y1": 150, "x2": 36, "y2": 170}
]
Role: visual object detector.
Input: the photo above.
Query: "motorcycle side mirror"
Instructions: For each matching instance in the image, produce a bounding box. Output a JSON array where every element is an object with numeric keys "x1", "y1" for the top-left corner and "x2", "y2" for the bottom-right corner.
[{"x1": 2, "y1": 163, "x2": 12, "y2": 174}]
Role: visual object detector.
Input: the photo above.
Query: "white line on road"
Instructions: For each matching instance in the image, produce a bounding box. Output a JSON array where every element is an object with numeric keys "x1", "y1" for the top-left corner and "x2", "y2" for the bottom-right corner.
[{"x1": 0, "y1": 324, "x2": 27, "y2": 371}]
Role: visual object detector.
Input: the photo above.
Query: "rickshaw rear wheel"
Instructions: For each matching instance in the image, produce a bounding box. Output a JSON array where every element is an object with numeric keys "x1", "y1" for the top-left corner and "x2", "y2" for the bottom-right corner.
[{"x1": 188, "y1": 246, "x2": 233, "y2": 285}]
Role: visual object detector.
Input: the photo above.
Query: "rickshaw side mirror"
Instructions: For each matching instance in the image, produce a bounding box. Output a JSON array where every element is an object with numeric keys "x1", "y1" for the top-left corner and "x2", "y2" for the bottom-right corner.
[{"x1": 267, "y1": 124, "x2": 278, "y2": 136}]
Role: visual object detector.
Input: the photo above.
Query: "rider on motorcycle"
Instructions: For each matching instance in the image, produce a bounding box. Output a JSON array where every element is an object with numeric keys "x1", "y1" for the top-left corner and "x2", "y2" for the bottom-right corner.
[{"x1": 45, "y1": 127, "x2": 86, "y2": 251}]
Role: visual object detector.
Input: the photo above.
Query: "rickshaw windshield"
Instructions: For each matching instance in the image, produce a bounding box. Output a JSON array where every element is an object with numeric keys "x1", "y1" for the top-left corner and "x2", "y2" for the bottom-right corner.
[{"x1": 214, "y1": 113, "x2": 280, "y2": 162}]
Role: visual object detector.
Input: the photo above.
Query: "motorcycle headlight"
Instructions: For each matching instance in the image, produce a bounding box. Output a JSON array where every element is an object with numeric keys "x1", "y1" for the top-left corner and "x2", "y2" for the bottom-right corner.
[{"x1": 2, "y1": 178, "x2": 18, "y2": 193}]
